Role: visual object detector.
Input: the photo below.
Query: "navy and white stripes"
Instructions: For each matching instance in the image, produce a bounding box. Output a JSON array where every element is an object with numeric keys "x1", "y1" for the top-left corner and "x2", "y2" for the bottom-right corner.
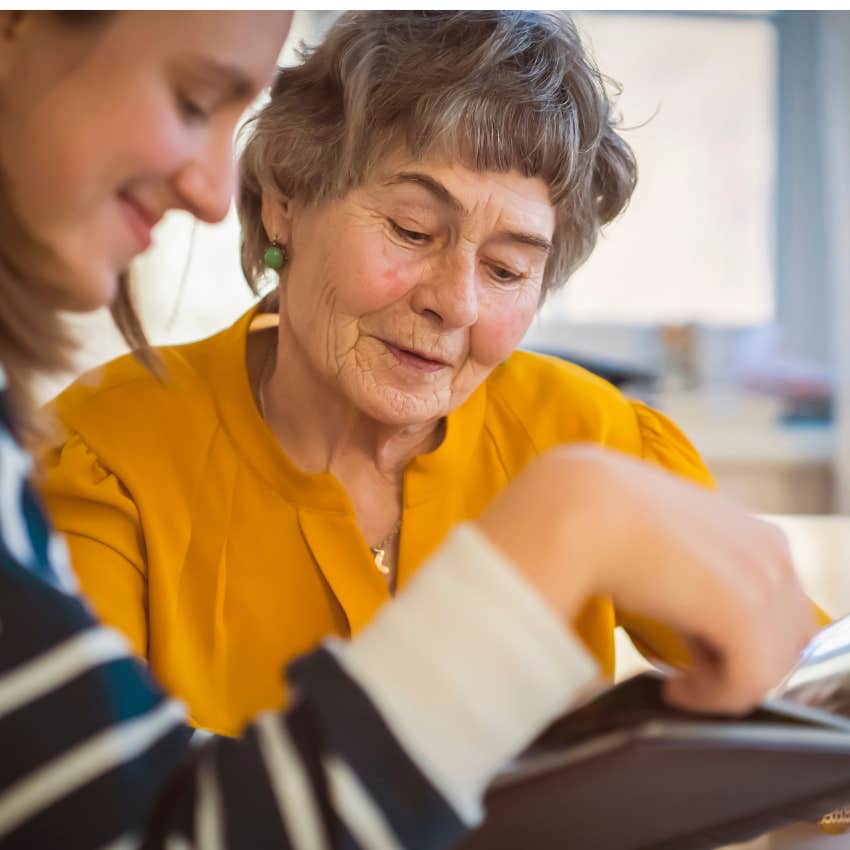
[{"x1": 0, "y1": 369, "x2": 467, "y2": 850}]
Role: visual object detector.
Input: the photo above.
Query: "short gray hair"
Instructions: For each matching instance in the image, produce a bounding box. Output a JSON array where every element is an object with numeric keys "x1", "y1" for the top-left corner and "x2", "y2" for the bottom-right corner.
[{"x1": 238, "y1": 10, "x2": 637, "y2": 295}]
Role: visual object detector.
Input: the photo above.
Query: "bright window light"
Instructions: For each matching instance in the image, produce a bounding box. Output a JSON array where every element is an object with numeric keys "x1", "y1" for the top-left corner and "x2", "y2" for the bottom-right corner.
[{"x1": 540, "y1": 12, "x2": 777, "y2": 327}]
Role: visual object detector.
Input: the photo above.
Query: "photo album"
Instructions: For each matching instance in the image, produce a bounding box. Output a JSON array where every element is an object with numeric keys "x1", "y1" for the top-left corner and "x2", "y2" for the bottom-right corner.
[{"x1": 459, "y1": 615, "x2": 850, "y2": 850}]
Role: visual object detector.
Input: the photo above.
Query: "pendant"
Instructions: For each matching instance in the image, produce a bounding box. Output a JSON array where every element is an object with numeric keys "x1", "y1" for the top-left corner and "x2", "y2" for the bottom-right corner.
[{"x1": 372, "y1": 547, "x2": 390, "y2": 576}]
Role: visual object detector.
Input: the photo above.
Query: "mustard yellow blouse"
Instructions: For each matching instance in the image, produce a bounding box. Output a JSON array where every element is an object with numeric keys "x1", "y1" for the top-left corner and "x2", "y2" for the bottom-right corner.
[{"x1": 42, "y1": 307, "x2": 716, "y2": 736}]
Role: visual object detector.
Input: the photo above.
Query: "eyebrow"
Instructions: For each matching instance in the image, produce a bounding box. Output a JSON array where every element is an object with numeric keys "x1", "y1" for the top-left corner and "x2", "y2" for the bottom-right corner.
[
  {"x1": 385, "y1": 171, "x2": 552, "y2": 255},
  {"x1": 386, "y1": 172, "x2": 467, "y2": 214},
  {"x1": 491, "y1": 229, "x2": 552, "y2": 255},
  {"x1": 186, "y1": 56, "x2": 258, "y2": 101}
]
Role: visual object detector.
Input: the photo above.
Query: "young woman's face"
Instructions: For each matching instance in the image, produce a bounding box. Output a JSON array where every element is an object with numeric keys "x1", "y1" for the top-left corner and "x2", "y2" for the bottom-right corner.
[{"x1": 0, "y1": 11, "x2": 289, "y2": 311}]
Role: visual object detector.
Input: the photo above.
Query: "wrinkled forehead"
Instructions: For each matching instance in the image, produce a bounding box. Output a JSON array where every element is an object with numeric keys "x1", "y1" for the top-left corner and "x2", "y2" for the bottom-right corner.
[
  {"x1": 338, "y1": 143, "x2": 557, "y2": 221},
  {"x1": 391, "y1": 157, "x2": 552, "y2": 223}
]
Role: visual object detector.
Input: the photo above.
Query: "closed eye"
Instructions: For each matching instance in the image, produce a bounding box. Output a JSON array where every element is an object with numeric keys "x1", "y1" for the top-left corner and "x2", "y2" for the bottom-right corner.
[
  {"x1": 489, "y1": 264, "x2": 523, "y2": 283},
  {"x1": 176, "y1": 92, "x2": 210, "y2": 124},
  {"x1": 389, "y1": 220, "x2": 431, "y2": 244}
]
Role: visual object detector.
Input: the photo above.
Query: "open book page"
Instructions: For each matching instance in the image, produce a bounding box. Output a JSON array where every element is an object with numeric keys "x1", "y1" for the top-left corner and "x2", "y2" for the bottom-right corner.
[{"x1": 772, "y1": 613, "x2": 850, "y2": 717}]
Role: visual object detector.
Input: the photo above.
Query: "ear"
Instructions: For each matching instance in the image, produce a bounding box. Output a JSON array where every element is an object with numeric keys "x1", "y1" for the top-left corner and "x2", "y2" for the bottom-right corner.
[{"x1": 260, "y1": 190, "x2": 294, "y2": 246}]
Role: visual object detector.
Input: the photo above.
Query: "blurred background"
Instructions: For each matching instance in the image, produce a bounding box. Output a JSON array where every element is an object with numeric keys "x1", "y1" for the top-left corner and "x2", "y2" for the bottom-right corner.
[{"x1": 50, "y1": 10, "x2": 850, "y2": 518}]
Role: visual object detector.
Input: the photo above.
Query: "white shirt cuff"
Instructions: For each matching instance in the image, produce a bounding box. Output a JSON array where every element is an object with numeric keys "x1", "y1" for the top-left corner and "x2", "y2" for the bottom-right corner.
[{"x1": 328, "y1": 522, "x2": 601, "y2": 825}]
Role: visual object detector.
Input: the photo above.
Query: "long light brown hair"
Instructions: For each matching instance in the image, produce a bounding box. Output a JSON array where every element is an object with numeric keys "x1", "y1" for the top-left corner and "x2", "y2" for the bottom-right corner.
[{"x1": 0, "y1": 12, "x2": 150, "y2": 438}]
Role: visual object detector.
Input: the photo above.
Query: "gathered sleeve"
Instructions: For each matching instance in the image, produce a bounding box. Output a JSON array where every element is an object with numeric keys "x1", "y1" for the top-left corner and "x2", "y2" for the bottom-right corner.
[
  {"x1": 630, "y1": 400, "x2": 715, "y2": 489},
  {"x1": 40, "y1": 431, "x2": 149, "y2": 657}
]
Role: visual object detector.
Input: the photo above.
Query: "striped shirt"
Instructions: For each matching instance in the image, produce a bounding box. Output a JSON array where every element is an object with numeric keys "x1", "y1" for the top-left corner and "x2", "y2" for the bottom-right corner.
[{"x1": 0, "y1": 364, "x2": 599, "y2": 849}]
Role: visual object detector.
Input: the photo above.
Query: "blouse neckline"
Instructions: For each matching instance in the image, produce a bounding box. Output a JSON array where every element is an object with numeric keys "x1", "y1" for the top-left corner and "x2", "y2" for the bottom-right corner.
[{"x1": 205, "y1": 306, "x2": 488, "y2": 514}]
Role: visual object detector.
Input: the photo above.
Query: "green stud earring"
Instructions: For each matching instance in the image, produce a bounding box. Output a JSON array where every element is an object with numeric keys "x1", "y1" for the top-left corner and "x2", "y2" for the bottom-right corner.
[{"x1": 263, "y1": 239, "x2": 286, "y2": 271}]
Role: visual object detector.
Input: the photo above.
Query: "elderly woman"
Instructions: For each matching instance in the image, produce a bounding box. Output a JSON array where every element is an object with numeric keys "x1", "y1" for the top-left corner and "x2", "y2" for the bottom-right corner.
[{"x1": 41, "y1": 10, "x2": 802, "y2": 738}]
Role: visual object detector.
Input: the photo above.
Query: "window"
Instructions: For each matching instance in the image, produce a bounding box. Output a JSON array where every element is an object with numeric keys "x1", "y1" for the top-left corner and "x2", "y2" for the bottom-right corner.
[{"x1": 537, "y1": 12, "x2": 777, "y2": 328}]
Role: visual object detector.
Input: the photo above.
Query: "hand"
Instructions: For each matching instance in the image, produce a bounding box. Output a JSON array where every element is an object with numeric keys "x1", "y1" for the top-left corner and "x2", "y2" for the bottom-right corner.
[{"x1": 476, "y1": 444, "x2": 817, "y2": 715}]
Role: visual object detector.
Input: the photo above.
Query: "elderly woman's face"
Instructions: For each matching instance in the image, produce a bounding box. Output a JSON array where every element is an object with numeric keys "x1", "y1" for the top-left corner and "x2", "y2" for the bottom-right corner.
[{"x1": 274, "y1": 153, "x2": 555, "y2": 426}]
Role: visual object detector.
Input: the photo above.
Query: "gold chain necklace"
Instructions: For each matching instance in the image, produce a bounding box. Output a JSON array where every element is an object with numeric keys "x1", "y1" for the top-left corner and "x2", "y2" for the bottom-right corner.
[
  {"x1": 256, "y1": 340, "x2": 275, "y2": 420},
  {"x1": 256, "y1": 341, "x2": 402, "y2": 581}
]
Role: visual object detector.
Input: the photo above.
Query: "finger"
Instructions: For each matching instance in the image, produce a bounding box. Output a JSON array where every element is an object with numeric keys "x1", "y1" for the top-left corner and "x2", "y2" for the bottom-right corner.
[{"x1": 663, "y1": 667, "x2": 763, "y2": 716}]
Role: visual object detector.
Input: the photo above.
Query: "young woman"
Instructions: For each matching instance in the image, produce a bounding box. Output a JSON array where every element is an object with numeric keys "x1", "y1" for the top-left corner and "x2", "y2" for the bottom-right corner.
[{"x1": 0, "y1": 10, "x2": 816, "y2": 849}]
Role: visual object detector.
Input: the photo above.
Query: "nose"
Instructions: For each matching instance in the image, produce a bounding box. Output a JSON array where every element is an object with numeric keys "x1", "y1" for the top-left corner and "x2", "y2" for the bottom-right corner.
[
  {"x1": 412, "y1": 253, "x2": 479, "y2": 329},
  {"x1": 171, "y1": 128, "x2": 236, "y2": 224}
]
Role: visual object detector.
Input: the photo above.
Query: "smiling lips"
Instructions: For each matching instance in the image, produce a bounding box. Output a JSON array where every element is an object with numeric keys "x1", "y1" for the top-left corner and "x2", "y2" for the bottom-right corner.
[
  {"x1": 117, "y1": 192, "x2": 162, "y2": 253},
  {"x1": 381, "y1": 340, "x2": 452, "y2": 373}
]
